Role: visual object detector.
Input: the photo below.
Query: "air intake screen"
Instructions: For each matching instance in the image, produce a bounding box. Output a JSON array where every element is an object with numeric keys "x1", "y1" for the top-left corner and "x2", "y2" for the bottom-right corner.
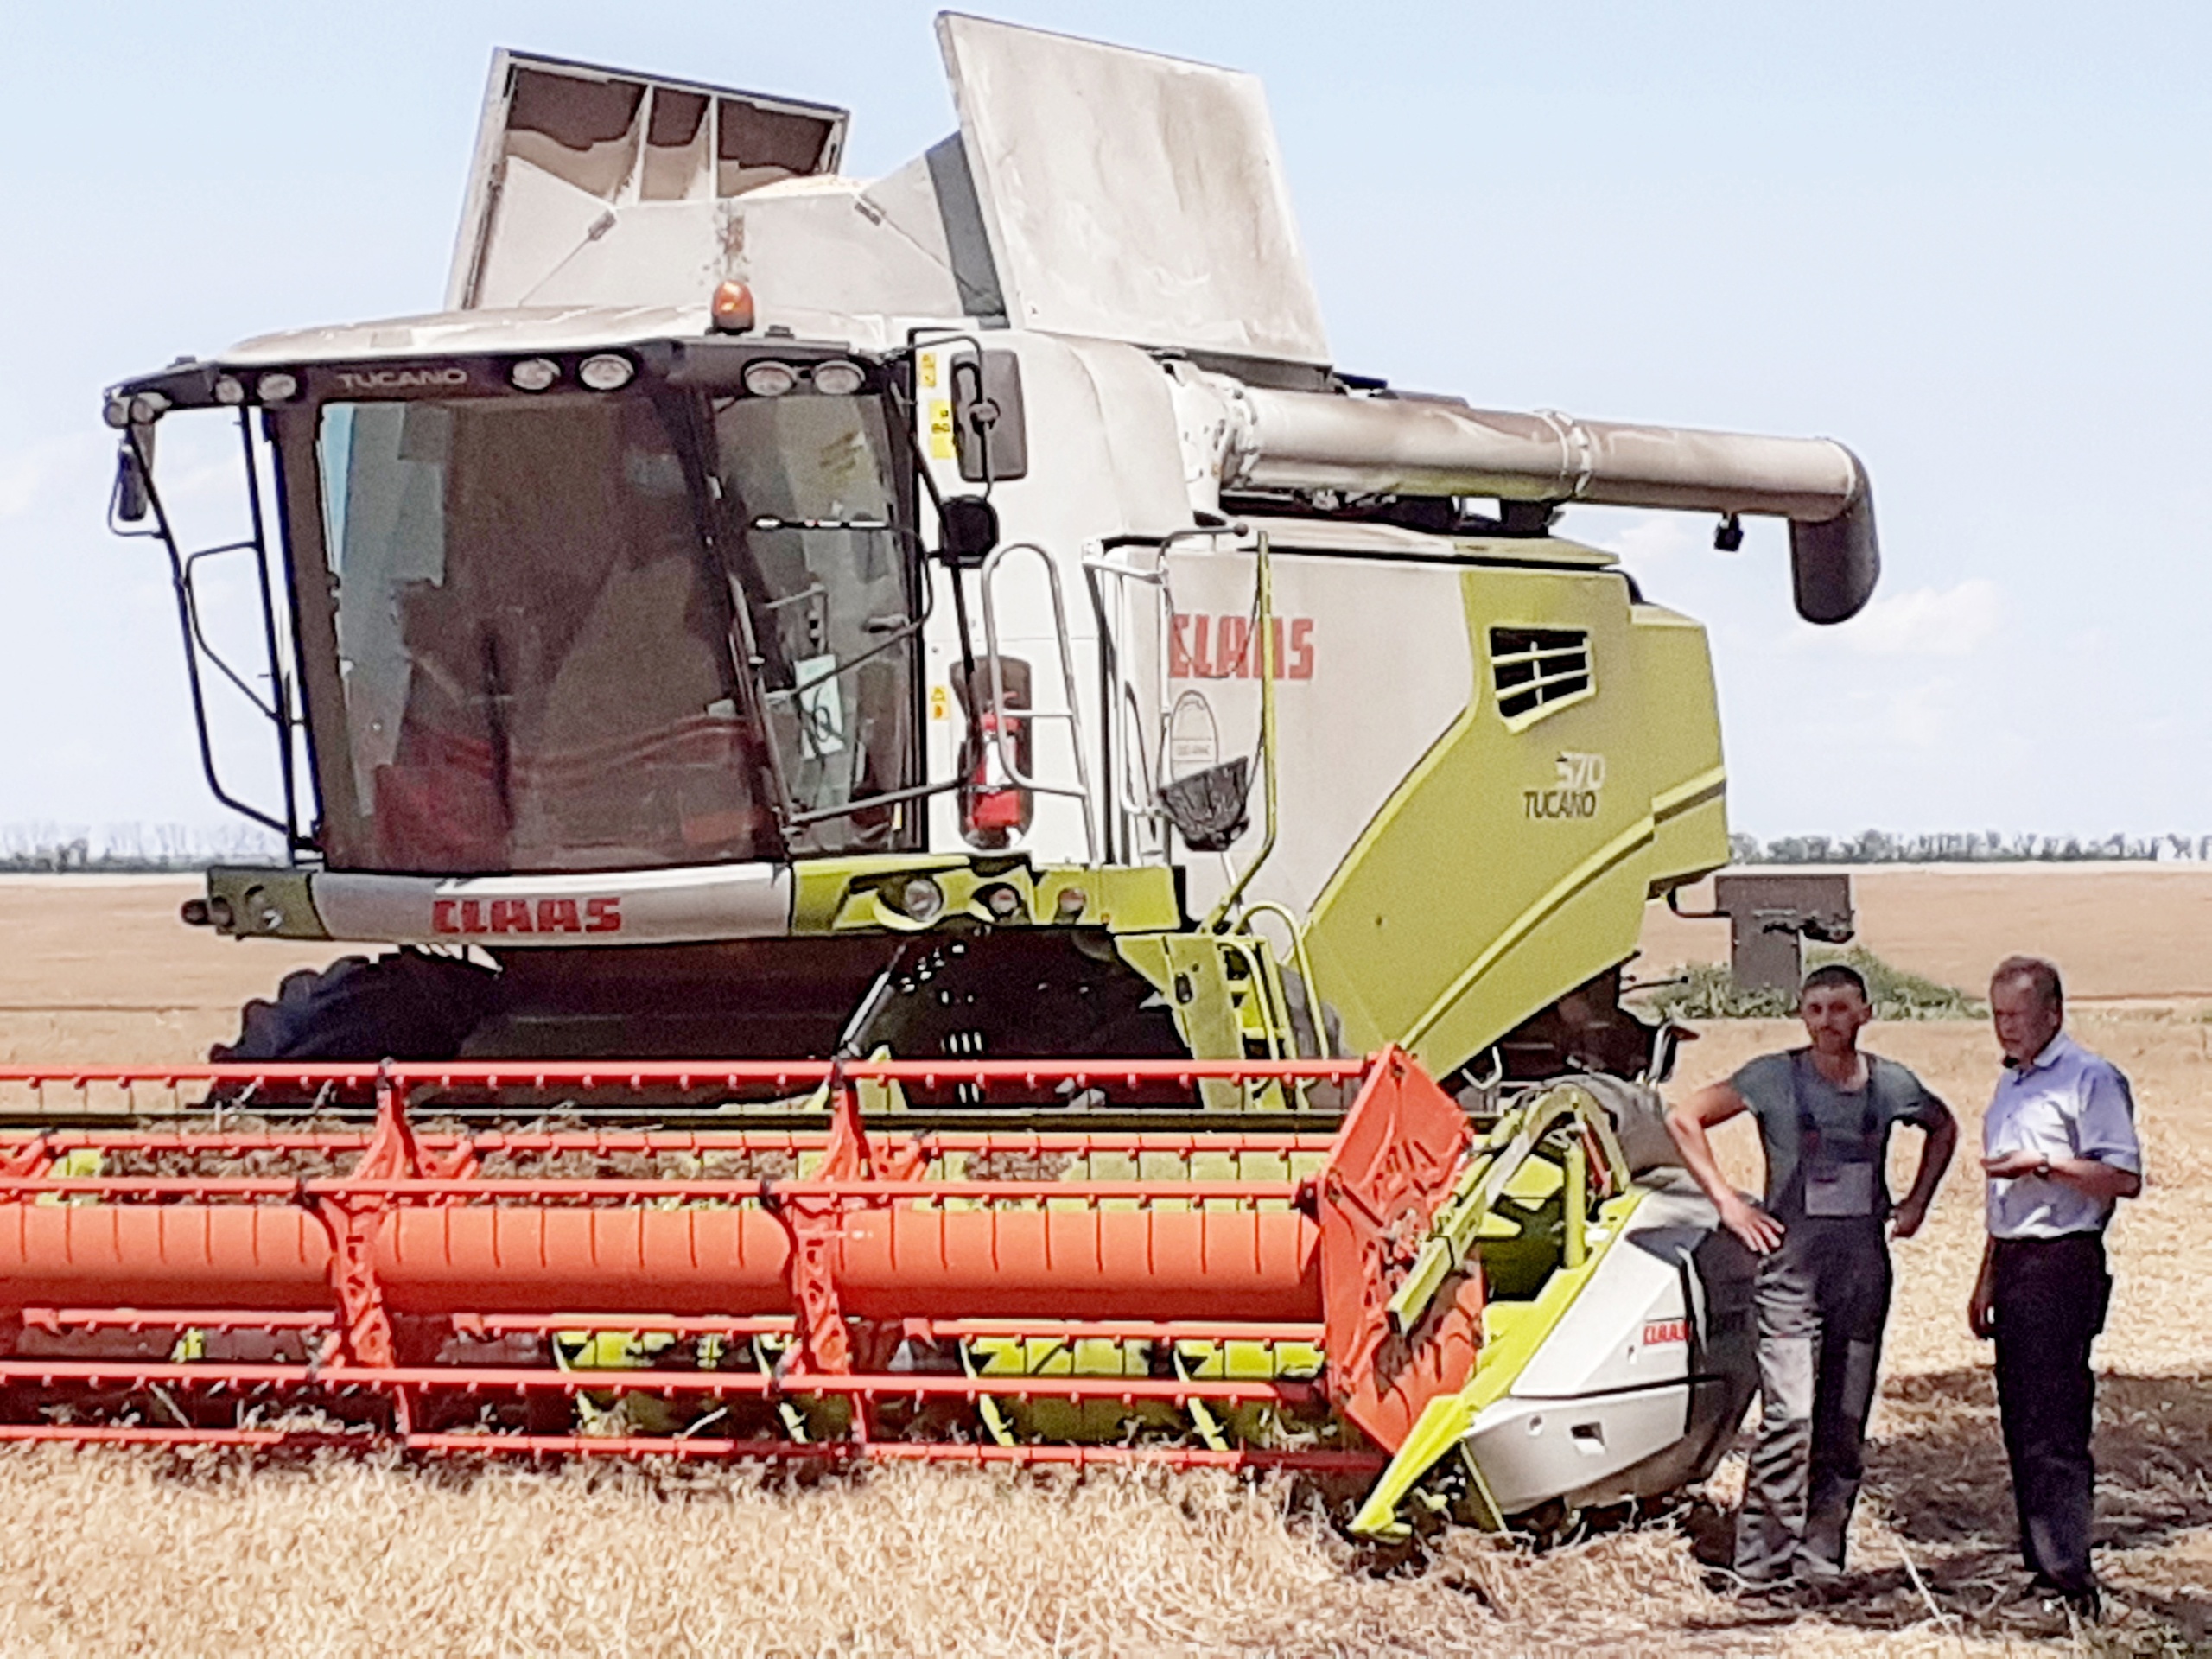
[{"x1": 1491, "y1": 628, "x2": 1592, "y2": 720}]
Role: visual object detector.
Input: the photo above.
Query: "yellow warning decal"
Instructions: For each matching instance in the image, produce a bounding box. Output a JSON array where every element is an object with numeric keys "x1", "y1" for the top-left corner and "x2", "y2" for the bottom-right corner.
[{"x1": 918, "y1": 349, "x2": 956, "y2": 459}]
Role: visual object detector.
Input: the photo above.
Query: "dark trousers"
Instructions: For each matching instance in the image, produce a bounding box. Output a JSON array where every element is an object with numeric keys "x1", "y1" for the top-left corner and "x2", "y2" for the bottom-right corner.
[
  {"x1": 1992, "y1": 1233, "x2": 2111, "y2": 1595},
  {"x1": 1736, "y1": 1219, "x2": 1893, "y2": 1581}
]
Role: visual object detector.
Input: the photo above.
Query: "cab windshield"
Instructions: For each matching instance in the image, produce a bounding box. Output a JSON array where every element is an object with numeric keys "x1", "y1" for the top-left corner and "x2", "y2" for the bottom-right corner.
[{"x1": 312, "y1": 385, "x2": 914, "y2": 873}]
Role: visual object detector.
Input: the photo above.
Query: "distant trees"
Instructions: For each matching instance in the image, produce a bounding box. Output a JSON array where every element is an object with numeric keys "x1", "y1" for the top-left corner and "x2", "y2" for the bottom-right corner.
[
  {"x1": 3, "y1": 821, "x2": 2208, "y2": 873},
  {"x1": 0, "y1": 823, "x2": 283, "y2": 873},
  {"x1": 1729, "y1": 830, "x2": 2212, "y2": 865}
]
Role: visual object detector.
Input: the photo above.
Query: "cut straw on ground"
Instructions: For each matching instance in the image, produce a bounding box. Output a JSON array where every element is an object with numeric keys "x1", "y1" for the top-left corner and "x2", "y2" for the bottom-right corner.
[{"x1": 1, "y1": 1010, "x2": 2205, "y2": 1655}]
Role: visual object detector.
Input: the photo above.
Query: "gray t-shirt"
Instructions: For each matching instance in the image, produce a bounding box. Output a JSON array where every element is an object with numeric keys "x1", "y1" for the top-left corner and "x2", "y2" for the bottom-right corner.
[{"x1": 1732, "y1": 1050, "x2": 1947, "y2": 1220}]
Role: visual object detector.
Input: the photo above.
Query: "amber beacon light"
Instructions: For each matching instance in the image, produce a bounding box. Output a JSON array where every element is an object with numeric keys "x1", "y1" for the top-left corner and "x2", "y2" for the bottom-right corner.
[{"x1": 710, "y1": 281, "x2": 757, "y2": 334}]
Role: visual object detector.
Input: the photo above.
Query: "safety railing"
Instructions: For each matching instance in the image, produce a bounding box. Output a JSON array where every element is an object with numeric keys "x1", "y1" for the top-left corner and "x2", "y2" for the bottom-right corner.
[{"x1": 976, "y1": 541, "x2": 1099, "y2": 861}]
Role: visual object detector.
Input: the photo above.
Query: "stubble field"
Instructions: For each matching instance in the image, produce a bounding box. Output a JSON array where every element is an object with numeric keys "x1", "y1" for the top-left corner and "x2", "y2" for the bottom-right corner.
[{"x1": 0, "y1": 868, "x2": 2207, "y2": 1656}]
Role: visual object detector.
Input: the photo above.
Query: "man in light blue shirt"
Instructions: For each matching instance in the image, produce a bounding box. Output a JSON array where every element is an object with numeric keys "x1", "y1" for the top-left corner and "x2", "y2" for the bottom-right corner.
[{"x1": 1970, "y1": 955, "x2": 2143, "y2": 1622}]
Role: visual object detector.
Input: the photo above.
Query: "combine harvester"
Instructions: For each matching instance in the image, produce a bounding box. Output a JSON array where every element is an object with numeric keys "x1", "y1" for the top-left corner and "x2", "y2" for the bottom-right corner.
[{"x1": 7, "y1": 16, "x2": 1880, "y2": 1540}]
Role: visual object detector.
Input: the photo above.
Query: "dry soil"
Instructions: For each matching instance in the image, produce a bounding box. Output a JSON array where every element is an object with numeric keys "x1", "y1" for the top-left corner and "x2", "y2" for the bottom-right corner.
[{"x1": 0, "y1": 873, "x2": 2205, "y2": 1656}]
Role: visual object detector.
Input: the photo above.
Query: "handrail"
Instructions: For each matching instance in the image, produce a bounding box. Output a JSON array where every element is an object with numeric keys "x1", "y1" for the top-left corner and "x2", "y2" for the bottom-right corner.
[
  {"x1": 977, "y1": 540, "x2": 1098, "y2": 861},
  {"x1": 1078, "y1": 551, "x2": 1172, "y2": 836},
  {"x1": 1081, "y1": 522, "x2": 1250, "y2": 865},
  {"x1": 1240, "y1": 899, "x2": 1326, "y2": 1059},
  {"x1": 1205, "y1": 533, "x2": 1279, "y2": 930},
  {"x1": 125, "y1": 416, "x2": 293, "y2": 841}
]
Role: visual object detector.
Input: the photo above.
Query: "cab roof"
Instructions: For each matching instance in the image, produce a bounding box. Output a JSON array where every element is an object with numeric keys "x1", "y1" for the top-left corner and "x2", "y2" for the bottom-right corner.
[{"x1": 216, "y1": 304, "x2": 708, "y2": 367}]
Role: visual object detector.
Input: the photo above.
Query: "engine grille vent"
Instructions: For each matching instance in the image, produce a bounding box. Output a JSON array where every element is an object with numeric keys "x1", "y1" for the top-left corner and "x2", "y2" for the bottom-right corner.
[{"x1": 1491, "y1": 628, "x2": 1592, "y2": 721}]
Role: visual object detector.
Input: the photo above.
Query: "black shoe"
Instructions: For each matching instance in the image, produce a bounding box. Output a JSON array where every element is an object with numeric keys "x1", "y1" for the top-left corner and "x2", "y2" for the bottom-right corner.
[
  {"x1": 2030, "y1": 1579, "x2": 2102, "y2": 1625},
  {"x1": 1736, "y1": 1578, "x2": 1821, "y2": 1611},
  {"x1": 1796, "y1": 1560, "x2": 1847, "y2": 1599}
]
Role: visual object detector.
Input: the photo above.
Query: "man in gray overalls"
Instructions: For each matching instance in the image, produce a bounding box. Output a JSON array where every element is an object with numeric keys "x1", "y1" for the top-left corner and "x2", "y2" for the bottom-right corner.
[{"x1": 1668, "y1": 963, "x2": 1959, "y2": 1591}]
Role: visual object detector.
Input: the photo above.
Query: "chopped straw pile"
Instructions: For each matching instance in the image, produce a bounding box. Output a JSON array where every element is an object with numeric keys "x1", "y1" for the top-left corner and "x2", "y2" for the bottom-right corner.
[{"x1": 3, "y1": 1012, "x2": 2209, "y2": 1656}]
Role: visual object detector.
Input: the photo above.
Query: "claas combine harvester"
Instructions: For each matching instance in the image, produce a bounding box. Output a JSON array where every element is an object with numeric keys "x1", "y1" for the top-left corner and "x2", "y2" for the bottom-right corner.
[{"x1": 6, "y1": 17, "x2": 1883, "y2": 1539}]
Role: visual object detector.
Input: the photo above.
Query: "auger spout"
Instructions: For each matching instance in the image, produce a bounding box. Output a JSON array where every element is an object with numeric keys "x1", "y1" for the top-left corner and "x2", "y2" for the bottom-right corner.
[{"x1": 1217, "y1": 384, "x2": 1880, "y2": 622}]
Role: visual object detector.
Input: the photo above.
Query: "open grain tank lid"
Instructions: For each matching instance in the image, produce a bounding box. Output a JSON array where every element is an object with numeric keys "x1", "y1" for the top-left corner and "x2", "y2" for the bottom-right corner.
[
  {"x1": 445, "y1": 50, "x2": 849, "y2": 311},
  {"x1": 441, "y1": 22, "x2": 1332, "y2": 364},
  {"x1": 935, "y1": 14, "x2": 1332, "y2": 365}
]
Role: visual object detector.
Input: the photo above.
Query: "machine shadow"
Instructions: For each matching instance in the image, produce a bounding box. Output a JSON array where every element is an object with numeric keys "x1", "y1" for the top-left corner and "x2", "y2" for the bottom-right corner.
[
  {"x1": 1668, "y1": 1368, "x2": 2211, "y2": 1645},
  {"x1": 1873, "y1": 1368, "x2": 2212, "y2": 1554},
  {"x1": 1843, "y1": 1367, "x2": 2209, "y2": 1640}
]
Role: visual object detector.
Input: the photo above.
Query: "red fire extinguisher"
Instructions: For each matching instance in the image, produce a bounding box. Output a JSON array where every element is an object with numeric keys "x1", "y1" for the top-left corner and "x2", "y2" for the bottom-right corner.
[
  {"x1": 970, "y1": 706, "x2": 1025, "y2": 830},
  {"x1": 959, "y1": 659, "x2": 1033, "y2": 848}
]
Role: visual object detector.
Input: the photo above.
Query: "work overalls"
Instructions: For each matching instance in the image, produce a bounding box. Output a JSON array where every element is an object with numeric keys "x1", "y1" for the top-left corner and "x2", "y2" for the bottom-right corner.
[{"x1": 1735, "y1": 1054, "x2": 1894, "y2": 1584}]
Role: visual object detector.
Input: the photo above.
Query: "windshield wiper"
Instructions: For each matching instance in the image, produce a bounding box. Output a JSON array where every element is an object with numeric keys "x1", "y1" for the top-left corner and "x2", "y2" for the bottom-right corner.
[{"x1": 645, "y1": 389, "x2": 793, "y2": 858}]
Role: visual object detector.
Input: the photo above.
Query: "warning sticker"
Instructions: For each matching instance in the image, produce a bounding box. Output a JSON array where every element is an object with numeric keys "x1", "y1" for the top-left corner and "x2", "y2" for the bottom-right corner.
[{"x1": 918, "y1": 351, "x2": 955, "y2": 459}]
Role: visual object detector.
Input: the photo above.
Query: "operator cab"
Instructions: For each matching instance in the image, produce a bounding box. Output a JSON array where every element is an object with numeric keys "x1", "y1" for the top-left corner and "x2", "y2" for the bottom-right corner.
[{"x1": 107, "y1": 310, "x2": 928, "y2": 876}]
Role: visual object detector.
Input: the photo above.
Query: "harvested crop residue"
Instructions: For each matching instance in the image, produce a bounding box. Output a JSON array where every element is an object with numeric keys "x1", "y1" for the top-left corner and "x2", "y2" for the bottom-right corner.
[{"x1": 1, "y1": 880, "x2": 2207, "y2": 1654}]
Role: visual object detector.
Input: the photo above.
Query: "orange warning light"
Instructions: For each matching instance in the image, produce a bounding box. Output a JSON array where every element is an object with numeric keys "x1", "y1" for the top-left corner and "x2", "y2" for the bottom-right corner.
[{"x1": 710, "y1": 281, "x2": 757, "y2": 334}]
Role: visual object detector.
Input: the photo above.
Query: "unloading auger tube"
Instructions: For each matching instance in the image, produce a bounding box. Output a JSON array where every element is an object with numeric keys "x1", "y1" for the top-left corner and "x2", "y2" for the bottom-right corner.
[
  {"x1": 0, "y1": 1051, "x2": 1748, "y2": 1539},
  {"x1": 1211, "y1": 379, "x2": 1879, "y2": 624}
]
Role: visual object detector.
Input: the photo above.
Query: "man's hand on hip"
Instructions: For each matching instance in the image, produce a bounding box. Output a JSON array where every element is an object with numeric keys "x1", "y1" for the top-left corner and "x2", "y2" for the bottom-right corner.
[
  {"x1": 1890, "y1": 1194, "x2": 1930, "y2": 1239},
  {"x1": 1718, "y1": 1192, "x2": 1784, "y2": 1255}
]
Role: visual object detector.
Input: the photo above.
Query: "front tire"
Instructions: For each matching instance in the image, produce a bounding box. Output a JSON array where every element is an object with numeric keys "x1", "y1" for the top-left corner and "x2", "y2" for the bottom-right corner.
[{"x1": 210, "y1": 950, "x2": 499, "y2": 1063}]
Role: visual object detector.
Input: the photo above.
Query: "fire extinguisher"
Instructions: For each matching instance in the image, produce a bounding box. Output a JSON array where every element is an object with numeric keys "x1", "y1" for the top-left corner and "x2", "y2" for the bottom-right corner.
[
  {"x1": 959, "y1": 658, "x2": 1033, "y2": 848},
  {"x1": 970, "y1": 706, "x2": 1025, "y2": 830}
]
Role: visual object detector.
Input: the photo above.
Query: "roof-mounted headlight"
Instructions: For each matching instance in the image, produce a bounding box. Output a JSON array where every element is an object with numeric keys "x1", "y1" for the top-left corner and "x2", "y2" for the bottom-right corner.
[
  {"x1": 256, "y1": 373, "x2": 298, "y2": 404},
  {"x1": 812, "y1": 359, "x2": 864, "y2": 397},
  {"x1": 510, "y1": 358, "x2": 559, "y2": 392},
  {"x1": 743, "y1": 360, "x2": 797, "y2": 398},
  {"x1": 578, "y1": 353, "x2": 635, "y2": 391}
]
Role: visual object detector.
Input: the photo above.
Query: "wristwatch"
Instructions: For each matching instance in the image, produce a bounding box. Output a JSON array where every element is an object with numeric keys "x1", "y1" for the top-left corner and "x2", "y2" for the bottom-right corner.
[{"x1": 2035, "y1": 1154, "x2": 2052, "y2": 1179}]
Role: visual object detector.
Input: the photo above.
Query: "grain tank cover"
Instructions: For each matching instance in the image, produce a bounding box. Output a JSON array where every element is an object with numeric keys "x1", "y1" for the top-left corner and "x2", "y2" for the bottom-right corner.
[
  {"x1": 936, "y1": 14, "x2": 1332, "y2": 365},
  {"x1": 447, "y1": 50, "x2": 848, "y2": 311}
]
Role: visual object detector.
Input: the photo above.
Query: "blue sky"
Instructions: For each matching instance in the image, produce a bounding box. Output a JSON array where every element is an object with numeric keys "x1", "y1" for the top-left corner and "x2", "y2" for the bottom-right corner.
[{"x1": 2, "y1": 2, "x2": 2207, "y2": 842}]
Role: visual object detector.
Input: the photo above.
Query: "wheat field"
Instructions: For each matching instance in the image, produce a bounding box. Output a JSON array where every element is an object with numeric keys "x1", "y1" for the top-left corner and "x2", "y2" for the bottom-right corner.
[{"x1": 0, "y1": 876, "x2": 2207, "y2": 1656}]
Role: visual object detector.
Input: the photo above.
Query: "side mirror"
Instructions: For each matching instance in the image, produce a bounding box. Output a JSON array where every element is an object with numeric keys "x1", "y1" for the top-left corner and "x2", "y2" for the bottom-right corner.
[
  {"x1": 950, "y1": 349, "x2": 1028, "y2": 485},
  {"x1": 935, "y1": 494, "x2": 1000, "y2": 567},
  {"x1": 112, "y1": 436, "x2": 152, "y2": 524}
]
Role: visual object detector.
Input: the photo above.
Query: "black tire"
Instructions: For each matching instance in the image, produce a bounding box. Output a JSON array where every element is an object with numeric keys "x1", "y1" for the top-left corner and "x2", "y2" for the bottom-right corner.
[{"x1": 211, "y1": 950, "x2": 500, "y2": 1064}]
